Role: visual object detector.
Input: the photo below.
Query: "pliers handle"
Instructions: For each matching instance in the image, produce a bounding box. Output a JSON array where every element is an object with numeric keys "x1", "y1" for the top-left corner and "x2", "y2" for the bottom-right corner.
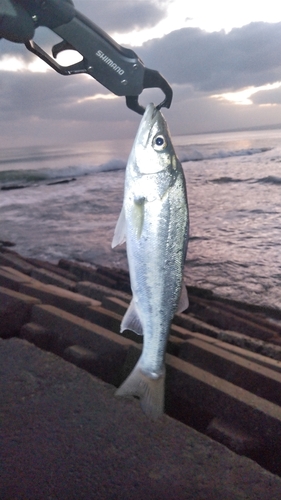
[{"x1": 23, "y1": 1, "x2": 172, "y2": 115}]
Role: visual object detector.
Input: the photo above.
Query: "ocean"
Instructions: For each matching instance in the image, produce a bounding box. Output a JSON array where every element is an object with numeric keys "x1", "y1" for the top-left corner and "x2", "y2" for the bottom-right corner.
[{"x1": 1, "y1": 128, "x2": 281, "y2": 311}]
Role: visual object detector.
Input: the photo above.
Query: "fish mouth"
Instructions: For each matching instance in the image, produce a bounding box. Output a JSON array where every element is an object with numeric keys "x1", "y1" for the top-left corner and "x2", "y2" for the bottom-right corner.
[
  {"x1": 143, "y1": 102, "x2": 159, "y2": 122},
  {"x1": 136, "y1": 103, "x2": 164, "y2": 148}
]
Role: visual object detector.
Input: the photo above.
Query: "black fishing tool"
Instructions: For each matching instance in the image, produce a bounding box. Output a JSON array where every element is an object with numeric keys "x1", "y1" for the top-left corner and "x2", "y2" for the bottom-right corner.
[{"x1": 17, "y1": 0, "x2": 173, "y2": 115}]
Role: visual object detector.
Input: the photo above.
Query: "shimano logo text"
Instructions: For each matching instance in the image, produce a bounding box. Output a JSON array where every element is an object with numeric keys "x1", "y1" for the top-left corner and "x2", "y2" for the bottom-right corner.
[{"x1": 96, "y1": 50, "x2": 125, "y2": 76}]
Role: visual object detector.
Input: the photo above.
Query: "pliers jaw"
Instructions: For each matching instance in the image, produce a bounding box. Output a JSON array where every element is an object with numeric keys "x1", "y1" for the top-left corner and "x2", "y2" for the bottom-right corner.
[{"x1": 126, "y1": 68, "x2": 173, "y2": 115}]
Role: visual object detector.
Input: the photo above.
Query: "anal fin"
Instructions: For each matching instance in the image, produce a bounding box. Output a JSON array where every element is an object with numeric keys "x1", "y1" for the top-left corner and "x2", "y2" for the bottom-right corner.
[{"x1": 121, "y1": 298, "x2": 143, "y2": 335}]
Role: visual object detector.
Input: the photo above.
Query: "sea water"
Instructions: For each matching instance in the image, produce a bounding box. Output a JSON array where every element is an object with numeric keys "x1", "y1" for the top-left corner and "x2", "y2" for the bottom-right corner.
[{"x1": 1, "y1": 128, "x2": 281, "y2": 310}]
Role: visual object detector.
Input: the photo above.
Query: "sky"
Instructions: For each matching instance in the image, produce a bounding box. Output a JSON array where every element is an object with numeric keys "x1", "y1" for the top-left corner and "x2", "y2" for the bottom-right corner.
[{"x1": 0, "y1": 0, "x2": 281, "y2": 147}]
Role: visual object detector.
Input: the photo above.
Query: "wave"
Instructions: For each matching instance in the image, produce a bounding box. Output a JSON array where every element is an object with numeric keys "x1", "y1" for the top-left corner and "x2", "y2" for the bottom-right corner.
[
  {"x1": 210, "y1": 175, "x2": 281, "y2": 185},
  {"x1": 178, "y1": 147, "x2": 271, "y2": 163},
  {"x1": 210, "y1": 176, "x2": 250, "y2": 184},
  {"x1": 253, "y1": 176, "x2": 281, "y2": 185},
  {"x1": 95, "y1": 159, "x2": 126, "y2": 173},
  {"x1": 0, "y1": 159, "x2": 126, "y2": 190}
]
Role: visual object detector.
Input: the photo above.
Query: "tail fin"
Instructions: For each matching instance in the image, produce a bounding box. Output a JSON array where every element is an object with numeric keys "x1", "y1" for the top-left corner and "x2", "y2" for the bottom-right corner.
[{"x1": 115, "y1": 360, "x2": 165, "y2": 420}]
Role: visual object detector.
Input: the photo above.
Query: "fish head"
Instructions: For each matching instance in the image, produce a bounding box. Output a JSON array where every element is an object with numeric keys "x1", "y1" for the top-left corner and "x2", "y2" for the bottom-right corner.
[{"x1": 130, "y1": 103, "x2": 178, "y2": 176}]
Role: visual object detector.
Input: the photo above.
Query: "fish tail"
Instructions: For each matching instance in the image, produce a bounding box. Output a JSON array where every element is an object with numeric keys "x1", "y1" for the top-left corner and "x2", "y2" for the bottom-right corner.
[{"x1": 115, "y1": 360, "x2": 165, "y2": 420}]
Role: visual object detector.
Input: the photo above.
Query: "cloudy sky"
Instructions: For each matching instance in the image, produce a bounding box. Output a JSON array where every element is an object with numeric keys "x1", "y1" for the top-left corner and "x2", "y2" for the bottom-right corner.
[{"x1": 0, "y1": 0, "x2": 280, "y2": 147}]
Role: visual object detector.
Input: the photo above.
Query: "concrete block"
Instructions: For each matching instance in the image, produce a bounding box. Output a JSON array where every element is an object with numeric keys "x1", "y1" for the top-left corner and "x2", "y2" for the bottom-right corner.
[
  {"x1": 0, "y1": 266, "x2": 34, "y2": 291},
  {"x1": 206, "y1": 417, "x2": 261, "y2": 455},
  {"x1": 19, "y1": 282, "x2": 101, "y2": 317},
  {"x1": 189, "y1": 294, "x2": 281, "y2": 332},
  {"x1": 0, "y1": 286, "x2": 41, "y2": 338},
  {"x1": 181, "y1": 331, "x2": 281, "y2": 374},
  {"x1": 2, "y1": 338, "x2": 281, "y2": 500},
  {"x1": 0, "y1": 252, "x2": 34, "y2": 275},
  {"x1": 102, "y1": 296, "x2": 129, "y2": 316},
  {"x1": 59, "y1": 257, "x2": 97, "y2": 276},
  {"x1": 31, "y1": 268, "x2": 76, "y2": 290},
  {"x1": 59, "y1": 259, "x2": 116, "y2": 287},
  {"x1": 270, "y1": 337, "x2": 281, "y2": 346},
  {"x1": 63, "y1": 344, "x2": 99, "y2": 372},
  {"x1": 179, "y1": 338, "x2": 281, "y2": 406},
  {"x1": 76, "y1": 280, "x2": 131, "y2": 303},
  {"x1": 190, "y1": 303, "x2": 275, "y2": 341},
  {"x1": 118, "y1": 343, "x2": 281, "y2": 447},
  {"x1": 20, "y1": 322, "x2": 56, "y2": 350},
  {"x1": 167, "y1": 336, "x2": 186, "y2": 357},
  {"x1": 27, "y1": 257, "x2": 78, "y2": 282},
  {"x1": 165, "y1": 353, "x2": 281, "y2": 447},
  {"x1": 85, "y1": 306, "x2": 185, "y2": 356},
  {"x1": 173, "y1": 312, "x2": 222, "y2": 338},
  {"x1": 170, "y1": 323, "x2": 196, "y2": 340},
  {"x1": 95, "y1": 265, "x2": 131, "y2": 293},
  {"x1": 173, "y1": 314, "x2": 281, "y2": 361},
  {"x1": 31, "y1": 304, "x2": 134, "y2": 384},
  {"x1": 84, "y1": 305, "x2": 122, "y2": 334},
  {"x1": 219, "y1": 330, "x2": 281, "y2": 361}
]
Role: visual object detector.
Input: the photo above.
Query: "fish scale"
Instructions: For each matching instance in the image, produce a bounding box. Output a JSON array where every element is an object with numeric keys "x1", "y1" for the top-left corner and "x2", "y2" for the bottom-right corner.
[{"x1": 112, "y1": 103, "x2": 189, "y2": 419}]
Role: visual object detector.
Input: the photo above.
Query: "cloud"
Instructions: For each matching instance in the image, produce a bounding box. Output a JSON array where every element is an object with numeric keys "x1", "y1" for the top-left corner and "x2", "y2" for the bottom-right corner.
[
  {"x1": 0, "y1": 15, "x2": 281, "y2": 146},
  {"x1": 252, "y1": 86, "x2": 281, "y2": 105},
  {"x1": 164, "y1": 83, "x2": 281, "y2": 135},
  {"x1": 0, "y1": 66, "x2": 140, "y2": 146},
  {"x1": 7, "y1": 68, "x2": 141, "y2": 118},
  {"x1": 73, "y1": 0, "x2": 169, "y2": 33},
  {"x1": 0, "y1": 0, "x2": 169, "y2": 62},
  {"x1": 138, "y1": 22, "x2": 281, "y2": 92}
]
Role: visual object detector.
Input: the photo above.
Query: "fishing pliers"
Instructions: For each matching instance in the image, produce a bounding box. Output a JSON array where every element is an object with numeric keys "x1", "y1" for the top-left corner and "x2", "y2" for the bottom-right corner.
[{"x1": 4, "y1": 0, "x2": 173, "y2": 115}]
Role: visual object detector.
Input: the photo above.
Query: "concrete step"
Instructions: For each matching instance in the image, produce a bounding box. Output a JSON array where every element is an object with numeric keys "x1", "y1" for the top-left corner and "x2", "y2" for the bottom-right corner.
[
  {"x1": 0, "y1": 251, "x2": 35, "y2": 275},
  {"x1": 3, "y1": 338, "x2": 281, "y2": 500},
  {"x1": 0, "y1": 266, "x2": 36, "y2": 291},
  {"x1": 30, "y1": 267, "x2": 77, "y2": 290},
  {"x1": 76, "y1": 280, "x2": 131, "y2": 303},
  {"x1": 175, "y1": 330, "x2": 281, "y2": 374},
  {"x1": 26, "y1": 256, "x2": 79, "y2": 282},
  {"x1": 119, "y1": 344, "x2": 281, "y2": 450},
  {"x1": 187, "y1": 300, "x2": 278, "y2": 341},
  {"x1": 19, "y1": 282, "x2": 101, "y2": 317},
  {"x1": 178, "y1": 337, "x2": 281, "y2": 406},
  {"x1": 16, "y1": 301, "x2": 281, "y2": 453},
  {"x1": 0, "y1": 286, "x2": 41, "y2": 338},
  {"x1": 30, "y1": 304, "x2": 133, "y2": 385},
  {"x1": 2, "y1": 248, "x2": 281, "y2": 475},
  {"x1": 190, "y1": 294, "x2": 281, "y2": 334},
  {"x1": 59, "y1": 258, "x2": 117, "y2": 288}
]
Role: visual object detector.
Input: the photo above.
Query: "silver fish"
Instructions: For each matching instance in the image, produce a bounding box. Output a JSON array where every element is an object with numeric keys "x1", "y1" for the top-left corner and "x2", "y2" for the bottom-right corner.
[{"x1": 112, "y1": 103, "x2": 189, "y2": 419}]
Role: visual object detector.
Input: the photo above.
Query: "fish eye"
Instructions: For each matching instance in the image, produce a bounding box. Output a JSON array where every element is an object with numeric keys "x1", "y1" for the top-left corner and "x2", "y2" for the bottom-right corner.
[{"x1": 153, "y1": 134, "x2": 167, "y2": 151}]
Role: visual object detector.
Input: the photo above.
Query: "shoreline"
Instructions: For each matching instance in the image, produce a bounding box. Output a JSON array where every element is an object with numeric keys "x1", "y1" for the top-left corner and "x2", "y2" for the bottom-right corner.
[{"x1": 1, "y1": 238, "x2": 281, "y2": 321}]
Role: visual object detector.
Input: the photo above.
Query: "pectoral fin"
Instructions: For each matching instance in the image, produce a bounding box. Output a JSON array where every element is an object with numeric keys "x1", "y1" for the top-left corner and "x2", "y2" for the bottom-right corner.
[
  {"x1": 177, "y1": 282, "x2": 189, "y2": 313},
  {"x1": 112, "y1": 206, "x2": 126, "y2": 248},
  {"x1": 121, "y1": 299, "x2": 143, "y2": 335}
]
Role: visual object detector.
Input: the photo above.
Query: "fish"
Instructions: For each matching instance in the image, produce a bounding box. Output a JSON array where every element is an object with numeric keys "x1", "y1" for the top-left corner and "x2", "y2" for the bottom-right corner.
[{"x1": 112, "y1": 102, "x2": 189, "y2": 419}]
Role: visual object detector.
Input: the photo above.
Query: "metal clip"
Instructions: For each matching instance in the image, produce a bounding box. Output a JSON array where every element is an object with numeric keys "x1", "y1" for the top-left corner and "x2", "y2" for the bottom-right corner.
[{"x1": 126, "y1": 68, "x2": 173, "y2": 115}]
